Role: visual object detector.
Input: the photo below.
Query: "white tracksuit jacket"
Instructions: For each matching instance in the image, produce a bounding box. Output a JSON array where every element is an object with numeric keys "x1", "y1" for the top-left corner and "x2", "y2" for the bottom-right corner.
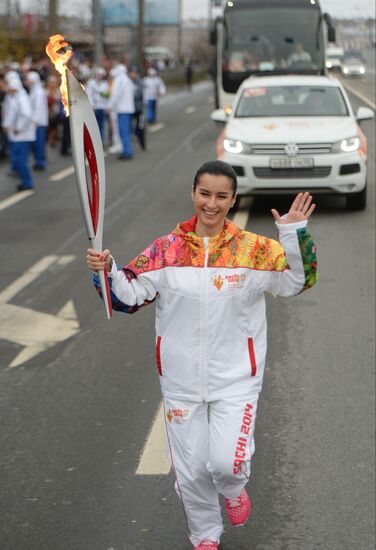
[
  {"x1": 107, "y1": 66, "x2": 135, "y2": 114},
  {"x1": 93, "y1": 215, "x2": 317, "y2": 545},
  {"x1": 95, "y1": 215, "x2": 317, "y2": 401},
  {"x1": 142, "y1": 75, "x2": 166, "y2": 102},
  {"x1": 86, "y1": 78, "x2": 109, "y2": 110},
  {"x1": 2, "y1": 81, "x2": 35, "y2": 142},
  {"x1": 29, "y1": 84, "x2": 48, "y2": 127}
]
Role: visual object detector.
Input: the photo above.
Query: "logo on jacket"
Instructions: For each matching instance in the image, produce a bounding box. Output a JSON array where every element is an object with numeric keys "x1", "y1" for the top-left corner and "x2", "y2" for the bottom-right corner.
[
  {"x1": 167, "y1": 409, "x2": 189, "y2": 424},
  {"x1": 212, "y1": 275, "x2": 224, "y2": 291},
  {"x1": 212, "y1": 273, "x2": 246, "y2": 291}
]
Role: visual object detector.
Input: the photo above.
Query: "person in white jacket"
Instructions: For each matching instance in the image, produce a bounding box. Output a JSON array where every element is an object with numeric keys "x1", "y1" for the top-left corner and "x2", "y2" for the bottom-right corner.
[
  {"x1": 86, "y1": 67, "x2": 110, "y2": 142},
  {"x1": 2, "y1": 71, "x2": 21, "y2": 176},
  {"x1": 86, "y1": 161, "x2": 317, "y2": 550},
  {"x1": 142, "y1": 67, "x2": 166, "y2": 123},
  {"x1": 2, "y1": 75, "x2": 35, "y2": 190},
  {"x1": 107, "y1": 64, "x2": 135, "y2": 160},
  {"x1": 26, "y1": 71, "x2": 48, "y2": 170}
]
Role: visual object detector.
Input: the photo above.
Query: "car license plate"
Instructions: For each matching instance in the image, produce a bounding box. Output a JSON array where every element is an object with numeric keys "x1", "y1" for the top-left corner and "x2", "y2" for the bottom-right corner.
[{"x1": 270, "y1": 157, "x2": 314, "y2": 169}]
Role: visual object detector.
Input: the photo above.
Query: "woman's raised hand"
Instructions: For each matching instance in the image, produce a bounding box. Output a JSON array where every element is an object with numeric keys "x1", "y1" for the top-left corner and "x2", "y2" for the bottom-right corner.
[
  {"x1": 86, "y1": 248, "x2": 112, "y2": 272},
  {"x1": 271, "y1": 192, "x2": 316, "y2": 224}
]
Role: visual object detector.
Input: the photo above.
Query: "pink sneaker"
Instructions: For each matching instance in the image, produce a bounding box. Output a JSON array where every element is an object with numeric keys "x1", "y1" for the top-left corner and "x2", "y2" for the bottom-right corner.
[
  {"x1": 225, "y1": 488, "x2": 251, "y2": 526},
  {"x1": 193, "y1": 541, "x2": 219, "y2": 550}
]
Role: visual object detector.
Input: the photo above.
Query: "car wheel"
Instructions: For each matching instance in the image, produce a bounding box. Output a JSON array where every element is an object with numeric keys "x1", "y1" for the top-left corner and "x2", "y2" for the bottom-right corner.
[{"x1": 346, "y1": 183, "x2": 367, "y2": 211}]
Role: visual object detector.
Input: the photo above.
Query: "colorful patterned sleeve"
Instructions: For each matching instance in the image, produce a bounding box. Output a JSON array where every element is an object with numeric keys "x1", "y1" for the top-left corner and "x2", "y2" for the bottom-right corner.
[
  {"x1": 91, "y1": 237, "x2": 168, "y2": 314},
  {"x1": 270, "y1": 221, "x2": 318, "y2": 297},
  {"x1": 296, "y1": 227, "x2": 318, "y2": 292}
]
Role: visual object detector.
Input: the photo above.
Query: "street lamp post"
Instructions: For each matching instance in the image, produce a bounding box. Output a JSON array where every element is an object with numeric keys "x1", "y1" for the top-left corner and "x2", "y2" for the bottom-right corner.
[
  {"x1": 208, "y1": 0, "x2": 212, "y2": 25},
  {"x1": 49, "y1": 0, "x2": 58, "y2": 34},
  {"x1": 138, "y1": 0, "x2": 144, "y2": 75},
  {"x1": 93, "y1": 0, "x2": 104, "y2": 66},
  {"x1": 177, "y1": 0, "x2": 182, "y2": 65}
]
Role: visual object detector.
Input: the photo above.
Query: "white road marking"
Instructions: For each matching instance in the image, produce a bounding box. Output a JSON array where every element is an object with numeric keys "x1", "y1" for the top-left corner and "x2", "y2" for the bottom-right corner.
[
  {"x1": 57, "y1": 299, "x2": 77, "y2": 320},
  {"x1": 49, "y1": 152, "x2": 109, "y2": 182},
  {"x1": 233, "y1": 209, "x2": 249, "y2": 229},
  {"x1": 0, "y1": 256, "x2": 60, "y2": 304},
  {"x1": 135, "y1": 401, "x2": 170, "y2": 475},
  {"x1": 49, "y1": 166, "x2": 75, "y2": 182},
  {"x1": 57, "y1": 255, "x2": 76, "y2": 267},
  {"x1": 148, "y1": 122, "x2": 165, "y2": 133},
  {"x1": 0, "y1": 190, "x2": 34, "y2": 213},
  {"x1": 339, "y1": 80, "x2": 376, "y2": 109},
  {"x1": 185, "y1": 106, "x2": 197, "y2": 114},
  {"x1": 232, "y1": 197, "x2": 253, "y2": 229},
  {"x1": 0, "y1": 255, "x2": 79, "y2": 368}
]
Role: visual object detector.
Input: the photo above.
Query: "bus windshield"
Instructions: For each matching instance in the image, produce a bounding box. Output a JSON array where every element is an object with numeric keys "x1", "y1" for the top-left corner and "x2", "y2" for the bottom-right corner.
[{"x1": 223, "y1": 7, "x2": 324, "y2": 84}]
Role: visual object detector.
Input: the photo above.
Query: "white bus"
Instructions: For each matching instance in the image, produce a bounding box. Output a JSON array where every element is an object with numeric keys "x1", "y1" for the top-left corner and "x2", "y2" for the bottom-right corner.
[{"x1": 210, "y1": 0, "x2": 335, "y2": 109}]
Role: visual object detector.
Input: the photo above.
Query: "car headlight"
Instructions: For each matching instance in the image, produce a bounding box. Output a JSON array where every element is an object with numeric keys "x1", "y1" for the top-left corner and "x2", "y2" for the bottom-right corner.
[
  {"x1": 332, "y1": 136, "x2": 360, "y2": 153},
  {"x1": 326, "y1": 61, "x2": 333, "y2": 68},
  {"x1": 360, "y1": 66, "x2": 365, "y2": 74},
  {"x1": 223, "y1": 139, "x2": 252, "y2": 154},
  {"x1": 343, "y1": 67, "x2": 349, "y2": 74}
]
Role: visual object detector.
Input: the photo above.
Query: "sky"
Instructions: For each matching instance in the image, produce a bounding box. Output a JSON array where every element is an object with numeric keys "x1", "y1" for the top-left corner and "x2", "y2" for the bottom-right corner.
[
  {"x1": 184, "y1": 0, "x2": 375, "y2": 20},
  {"x1": 8, "y1": 0, "x2": 376, "y2": 20}
]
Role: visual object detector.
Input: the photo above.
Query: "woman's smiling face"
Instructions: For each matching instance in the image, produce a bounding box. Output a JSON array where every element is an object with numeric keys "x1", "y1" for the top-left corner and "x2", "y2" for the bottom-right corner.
[{"x1": 192, "y1": 173, "x2": 236, "y2": 237}]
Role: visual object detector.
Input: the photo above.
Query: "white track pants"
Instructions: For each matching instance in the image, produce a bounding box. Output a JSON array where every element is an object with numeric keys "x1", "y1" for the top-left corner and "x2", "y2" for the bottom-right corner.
[
  {"x1": 163, "y1": 395, "x2": 258, "y2": 546},
  {"x1": 109, "y1": 110, "x2": 121, "y2": 151}
]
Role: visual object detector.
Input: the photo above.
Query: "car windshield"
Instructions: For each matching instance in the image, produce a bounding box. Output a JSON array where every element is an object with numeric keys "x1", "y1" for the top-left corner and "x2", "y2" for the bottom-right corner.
[
  {"x1": 345, "y1": 50, "x2": 363, "y2": 59},
  {"x1": 235, "y1": 85, "x2": 349, "y2": 117},
  {"x1": 327, "y1": 53, "x2": 343, "y2": 60}
]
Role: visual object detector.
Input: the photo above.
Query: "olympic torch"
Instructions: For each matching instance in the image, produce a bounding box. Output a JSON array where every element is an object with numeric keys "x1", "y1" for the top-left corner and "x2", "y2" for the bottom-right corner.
[{"x1": 46, "y1": 35, "x2": 112, "y2": 319}]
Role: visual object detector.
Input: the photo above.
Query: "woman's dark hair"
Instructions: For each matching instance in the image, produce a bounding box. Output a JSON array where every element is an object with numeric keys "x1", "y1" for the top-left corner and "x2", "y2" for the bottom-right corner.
[{"x1": 193, "y1": 160, "x2": 237, "y2": 196}]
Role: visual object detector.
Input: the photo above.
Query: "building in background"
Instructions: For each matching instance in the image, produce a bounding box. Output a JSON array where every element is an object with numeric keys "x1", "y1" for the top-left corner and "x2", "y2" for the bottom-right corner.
[
  {"x1": 0, "y1": 1, "x2": 374, "y2": 71},
  {"x1": 102, "y1": 0, "x2": 179, "y2": 26}
]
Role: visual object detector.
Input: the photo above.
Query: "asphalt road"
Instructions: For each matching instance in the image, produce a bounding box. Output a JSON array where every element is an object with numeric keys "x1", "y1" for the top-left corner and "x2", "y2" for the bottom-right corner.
[{"x1": 0, "y1": 71, "x2": 375, "y2": 550}]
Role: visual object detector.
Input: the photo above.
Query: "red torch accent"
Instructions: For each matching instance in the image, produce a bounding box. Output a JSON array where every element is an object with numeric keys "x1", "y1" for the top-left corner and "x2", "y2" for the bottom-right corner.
[
  {"x1": 104, "y1": 270, "x2": 113, "y2": 317},
  {"x1": 83, "y1": 123, "x2": 100, "y2": 234}
]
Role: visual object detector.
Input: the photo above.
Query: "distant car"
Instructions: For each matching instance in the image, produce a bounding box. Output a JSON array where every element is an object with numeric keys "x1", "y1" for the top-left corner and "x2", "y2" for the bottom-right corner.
[
  {"x1": 211, "y1": 75, "x2": 374, "y2": 210},
  {"x1": 325, "y1": 46, "x2": 345, "y2": 71},
  {"x1": 341, "y1": 58, "x2": 366, "y2": 77},
  {"x1": 143, "y1": 46, "x2": 174, "y2": 69}
]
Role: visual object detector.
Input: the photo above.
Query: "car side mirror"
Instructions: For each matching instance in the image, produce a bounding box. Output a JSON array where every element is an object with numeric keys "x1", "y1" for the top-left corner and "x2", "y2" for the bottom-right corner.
[
  {"x1": 210, "y1": 109, "x2": 229, "y2": 123},
  {"x1": 356, "y1": 106, "x2": 374, "y2": 122}
]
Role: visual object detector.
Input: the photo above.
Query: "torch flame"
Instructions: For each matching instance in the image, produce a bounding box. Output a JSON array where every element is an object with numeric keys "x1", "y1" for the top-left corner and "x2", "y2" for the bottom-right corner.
[{"x1": 45, "y1": 34, "x2": 73, "y2": 115}]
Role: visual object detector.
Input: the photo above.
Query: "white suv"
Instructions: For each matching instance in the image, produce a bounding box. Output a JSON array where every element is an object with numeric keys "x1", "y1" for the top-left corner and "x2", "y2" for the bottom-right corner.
[{"x1": 211, "y1": 75, "x2": 374, "y2": 210}]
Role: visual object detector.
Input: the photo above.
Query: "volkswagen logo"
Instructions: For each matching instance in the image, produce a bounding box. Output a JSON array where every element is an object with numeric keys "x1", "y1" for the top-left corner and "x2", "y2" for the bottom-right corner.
[{"x1": 285, "y1": 143, "x2": 299, "y2": 157}]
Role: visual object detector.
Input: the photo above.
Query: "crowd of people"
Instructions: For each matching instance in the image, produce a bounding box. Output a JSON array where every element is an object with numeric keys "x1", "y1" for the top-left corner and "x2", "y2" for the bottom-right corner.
[{"x1": 0, "y1": 56, "x2": 167, "y2": 191}]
